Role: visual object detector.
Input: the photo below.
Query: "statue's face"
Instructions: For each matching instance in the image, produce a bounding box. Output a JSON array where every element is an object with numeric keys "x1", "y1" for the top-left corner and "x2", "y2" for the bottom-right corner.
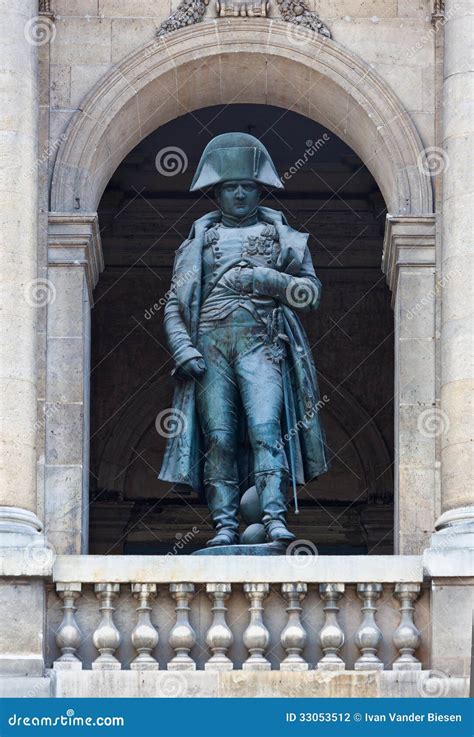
[{"x1": 215, "y1": 180, "x2": 261, "y2": 219}]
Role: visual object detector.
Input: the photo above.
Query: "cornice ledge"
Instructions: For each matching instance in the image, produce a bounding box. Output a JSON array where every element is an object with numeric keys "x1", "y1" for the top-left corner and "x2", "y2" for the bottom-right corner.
[
  {"x1": 382, "y1": 214, "x2": 436, "y2": 297},
  {"x1": 48, "y1": 212, "x2": 104, "y2": 301}
]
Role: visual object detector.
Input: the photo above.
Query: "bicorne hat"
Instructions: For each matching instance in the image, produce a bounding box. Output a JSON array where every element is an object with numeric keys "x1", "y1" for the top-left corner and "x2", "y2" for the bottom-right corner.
[{"x1": 190, "y1": 132, "x2": 283, "y2": 191}]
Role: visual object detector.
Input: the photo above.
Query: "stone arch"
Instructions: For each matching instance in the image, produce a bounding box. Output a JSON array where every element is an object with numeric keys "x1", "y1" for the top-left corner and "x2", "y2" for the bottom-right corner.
[{"x1": 50, "y1": 18, "x2": 432, "y2": 216}]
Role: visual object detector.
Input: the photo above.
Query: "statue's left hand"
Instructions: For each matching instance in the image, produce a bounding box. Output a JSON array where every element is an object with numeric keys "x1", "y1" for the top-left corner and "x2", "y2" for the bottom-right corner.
[
  {"x1": 238, "y1": 267, "x2": 254, "y2": 292},
  {"x1": 173, "y1": 357, "x2": 207, "y2": 381},
  {"x1": 226, "y1": 266, "x2": 254, "y2": 293}
]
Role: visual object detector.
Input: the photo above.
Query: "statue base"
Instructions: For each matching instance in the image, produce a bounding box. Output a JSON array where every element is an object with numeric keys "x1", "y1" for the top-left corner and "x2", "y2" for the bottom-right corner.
[{"x1": 192, "y1": 542, "x2": 287, "y2": 556}]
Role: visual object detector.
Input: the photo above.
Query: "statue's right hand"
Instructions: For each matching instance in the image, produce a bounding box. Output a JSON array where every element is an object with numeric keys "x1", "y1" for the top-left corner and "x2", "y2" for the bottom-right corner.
[{"x1": 174, "y1": 357, "x2": 207, "y2": 381}]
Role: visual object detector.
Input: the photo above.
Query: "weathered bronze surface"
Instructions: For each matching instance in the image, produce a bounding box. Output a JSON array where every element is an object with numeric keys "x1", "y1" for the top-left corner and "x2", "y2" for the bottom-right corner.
[{"x1": 159, "y1": 133, "x2": 328, "y2": 550}]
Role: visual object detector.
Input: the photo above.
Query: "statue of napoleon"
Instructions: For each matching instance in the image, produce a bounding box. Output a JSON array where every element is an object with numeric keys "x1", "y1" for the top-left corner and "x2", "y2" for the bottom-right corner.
[{"x1": 159, "y1": 133, "x2": 328, "y2": 548}]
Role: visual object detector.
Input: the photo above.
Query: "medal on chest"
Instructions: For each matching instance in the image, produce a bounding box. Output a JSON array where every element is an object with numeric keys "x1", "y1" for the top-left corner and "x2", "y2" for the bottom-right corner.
[{"x1": 243, "y1": 224, "x2": 280, "y2": 263}]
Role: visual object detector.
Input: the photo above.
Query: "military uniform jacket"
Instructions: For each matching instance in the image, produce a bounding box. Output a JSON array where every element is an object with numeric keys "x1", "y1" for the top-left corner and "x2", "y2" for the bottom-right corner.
[{"x1": 158, "y1": 206, "x2": 329, "y2": 493}]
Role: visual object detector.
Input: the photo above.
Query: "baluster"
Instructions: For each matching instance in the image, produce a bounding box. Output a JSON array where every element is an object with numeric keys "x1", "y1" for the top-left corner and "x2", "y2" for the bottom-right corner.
[
  {"x1": 280, "y1": 583, "x2": 308, "y2": 671},
  {"x1": 317, "y1": 583, "x2": 345, "y2": 671},
  {"x1": 392, "y1": 583, "x2": 422, "y2": 670},
  {"x1": 243, "y1": 583, "x2": 271, "y2": 670},
  {"x1": 205, "y1": 583, "x2": 233, "y2": 671},
  {"x1": 92, "y1": 583, "x2": 121, "y2": 670},
  {"x1": 54, "y1": 583, "x2": 82, "y2": 670},
  {"x1": 168, "y1": 583, "x2": 196, "y2": 670},
  {"x1": 355, "y1": 583, "x2": 384, "y2": 670},
  {"x1": 130, "y1": 583, "x2": 159, "y2": 670}
]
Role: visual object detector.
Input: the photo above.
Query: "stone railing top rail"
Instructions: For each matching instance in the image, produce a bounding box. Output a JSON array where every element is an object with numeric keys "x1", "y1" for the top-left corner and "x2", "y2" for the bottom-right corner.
[{"x1": 52, "y1": 554, "x2": 423, "y2": 584}]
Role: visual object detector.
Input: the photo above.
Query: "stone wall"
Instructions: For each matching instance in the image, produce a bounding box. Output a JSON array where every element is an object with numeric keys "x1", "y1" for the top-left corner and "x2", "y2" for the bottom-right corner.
[{"x1": 47, "y1": 0, "x2": 436, "y2": 157}]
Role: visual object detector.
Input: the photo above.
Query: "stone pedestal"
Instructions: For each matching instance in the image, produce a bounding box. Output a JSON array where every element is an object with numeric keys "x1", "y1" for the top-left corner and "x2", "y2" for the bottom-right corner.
[{"x1": 423, "y1": 547, "x2": 474, "y2": 678}]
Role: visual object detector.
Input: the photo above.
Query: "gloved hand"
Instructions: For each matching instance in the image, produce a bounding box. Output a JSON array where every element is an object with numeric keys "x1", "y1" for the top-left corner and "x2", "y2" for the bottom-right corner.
[
  {"x1": 224, "y1": 266, "x2": 254, "y2": 293},
  {"x1": 252, "y1": 266, "x2": 287, "y2": 297},
  {"x1": 237, "y1": 267, "x2": 255, "y2": 292},
  {"x1": 173, "y1": 357, "x2": 207, "y2": 381}
]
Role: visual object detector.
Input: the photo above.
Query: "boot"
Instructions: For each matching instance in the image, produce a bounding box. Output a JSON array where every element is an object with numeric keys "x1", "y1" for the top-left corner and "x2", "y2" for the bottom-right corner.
[
  {"x1": 254, "y1": 470, "x2": 295, "y2": 543},
  {"x1": 205, "y1": 479, "x2": 240, "y2": 548}
]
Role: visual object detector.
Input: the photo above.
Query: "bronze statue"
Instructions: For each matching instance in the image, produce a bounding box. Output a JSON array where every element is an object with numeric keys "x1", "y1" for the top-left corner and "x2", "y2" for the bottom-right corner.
[{"x1": 159, "y1": 133, "x2": 328, "y2": 548}]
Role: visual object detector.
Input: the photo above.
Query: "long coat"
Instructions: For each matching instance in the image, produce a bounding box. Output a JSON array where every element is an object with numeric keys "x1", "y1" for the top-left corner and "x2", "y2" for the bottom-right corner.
[{"x1": 158, "y1": 206, "x2": 329, "y2": 494}]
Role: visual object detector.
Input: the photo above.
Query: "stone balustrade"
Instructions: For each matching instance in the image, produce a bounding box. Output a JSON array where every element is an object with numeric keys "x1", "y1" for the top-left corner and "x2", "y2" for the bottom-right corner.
[{"x1": 48, "y1": 555, "x2": 428, "y2": 672}]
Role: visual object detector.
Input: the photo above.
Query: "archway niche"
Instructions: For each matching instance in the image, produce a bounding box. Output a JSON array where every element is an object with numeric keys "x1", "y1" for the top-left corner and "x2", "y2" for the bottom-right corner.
[
  {"x1": 89, "y1": 104, "x2": 394, "y2": 555},
  {"x1": 46, "y1": 21, "x2": 435, "y2": 557},
  {"x1": 50, "y1": 20, "x2": 432, "y2": 216}
]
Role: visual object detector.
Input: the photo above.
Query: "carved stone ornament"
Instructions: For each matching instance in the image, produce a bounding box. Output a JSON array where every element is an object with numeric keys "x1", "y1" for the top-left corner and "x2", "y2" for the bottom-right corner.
[
  {"x1": 274, "y1": 0, "x2": 331, "y2": 37},
  {"x1": 157, "y1": 0, "x2": 331, "y2": 38},
  {"x1": 216, "y1": 0, "x2": 269, "y2": 16},
  {"x1": 157, "y1": 0, "x2": 210, "y2": 37}
]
